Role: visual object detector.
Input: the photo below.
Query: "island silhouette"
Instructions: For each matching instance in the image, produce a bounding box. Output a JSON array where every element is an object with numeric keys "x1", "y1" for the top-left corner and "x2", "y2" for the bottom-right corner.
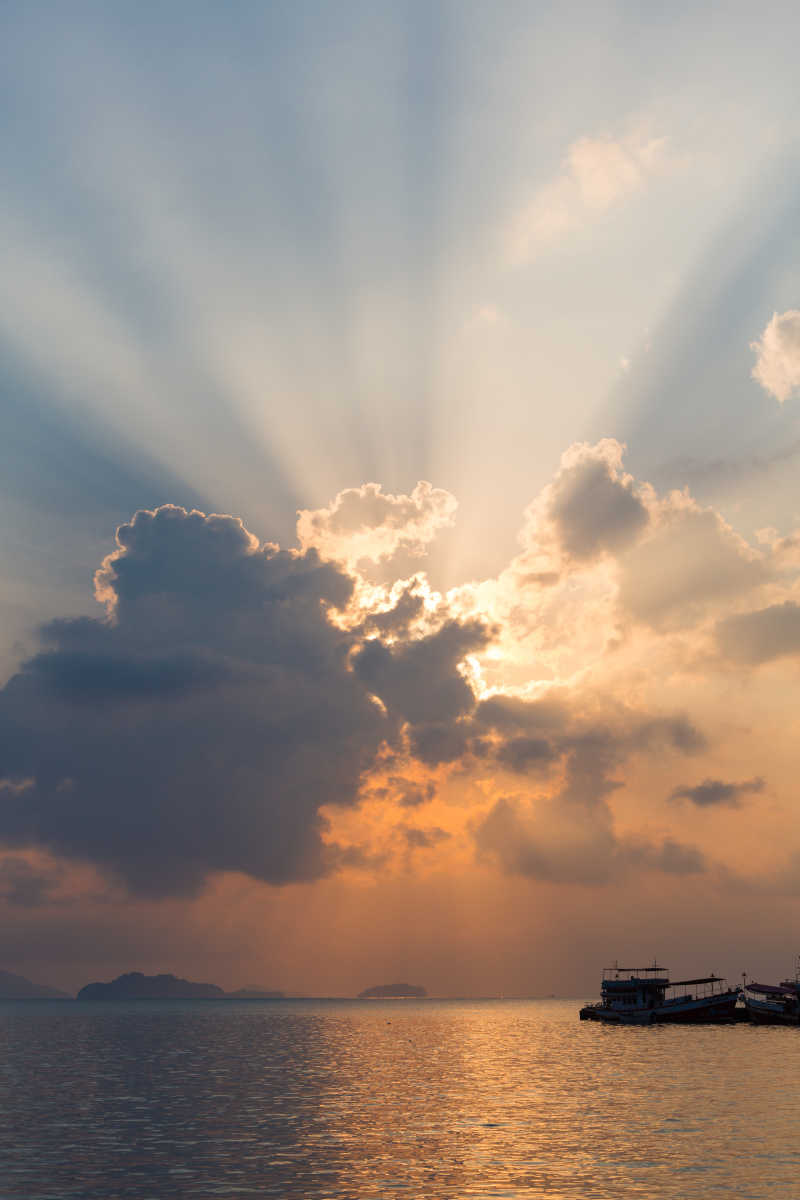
[
  {"x1": 72, "y1": 972, "x2": 287, "y2": 1000},
  {"x1": 0, "y1": 969, "x2": 71, "y2": 999},
  {"x1": 78, "y1": 972, "x2": 225, "y2": 1000},
  {"x1": 2, "y1": 966, "x2": 430, "y2": 1001},
  {"x1": 358, "y1": 982, "x2": 427, "y2": 999}
]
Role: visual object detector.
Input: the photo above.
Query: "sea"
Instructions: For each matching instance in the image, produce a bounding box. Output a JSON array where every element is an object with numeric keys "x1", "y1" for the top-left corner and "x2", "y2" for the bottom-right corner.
[{"x1": 1, "y1": 997, "x2": 798, "y2": 1199}]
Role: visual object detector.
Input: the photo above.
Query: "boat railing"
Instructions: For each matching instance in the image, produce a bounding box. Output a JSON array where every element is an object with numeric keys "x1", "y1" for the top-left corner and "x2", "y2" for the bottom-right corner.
[
  {"x1": 665, "y1": 975, "x2": 732, "y2": 999},
  {"x1": 601, "y1": 963, "x2": 668, "y2": 982}
]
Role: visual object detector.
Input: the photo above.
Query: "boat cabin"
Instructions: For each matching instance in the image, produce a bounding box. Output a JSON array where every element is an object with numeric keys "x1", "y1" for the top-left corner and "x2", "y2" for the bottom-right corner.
[
  {"x1": 600, "y1": 964, "x2": 669, "y2": 1012},
  {"x1": 599, "y1": 965, "x2": 730, "y2": 1012}
]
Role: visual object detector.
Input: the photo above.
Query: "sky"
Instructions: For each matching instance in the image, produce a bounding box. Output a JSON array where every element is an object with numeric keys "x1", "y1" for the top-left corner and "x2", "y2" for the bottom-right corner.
[{"x1": 3, "y1": 1, "x2": 800, "y2": 996}]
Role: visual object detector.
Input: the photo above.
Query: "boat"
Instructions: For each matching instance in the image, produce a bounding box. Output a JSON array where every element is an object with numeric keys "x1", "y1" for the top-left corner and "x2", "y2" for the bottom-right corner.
[
  {"x1": 743, "y1": 959, "x2": 800, "y2": 1025},
  {"x1": 579, "y1": 963, "x2": 740, "y2": 1024}
]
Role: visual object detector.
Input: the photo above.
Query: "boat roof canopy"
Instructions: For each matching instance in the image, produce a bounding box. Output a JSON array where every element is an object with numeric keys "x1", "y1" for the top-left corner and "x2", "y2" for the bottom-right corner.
[
  {"x1": 748, "y1": 981, "x2": 795, "y2": 995},
  {"x1": 604, "y1": 965, "x2": 667, "y2": 974},
  {"x1": 669, "y1": 976, "x2": 723, "y2": 986}
]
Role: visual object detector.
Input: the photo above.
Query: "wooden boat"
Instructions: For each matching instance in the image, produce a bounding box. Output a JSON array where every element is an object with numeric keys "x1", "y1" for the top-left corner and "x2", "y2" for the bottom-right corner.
[
  {"x1": 743, "y1": 960, "x2": 800, "y2": 1024},
  {"x1": 579, "y1": 963, "x2": 740, "y2": 1024}
]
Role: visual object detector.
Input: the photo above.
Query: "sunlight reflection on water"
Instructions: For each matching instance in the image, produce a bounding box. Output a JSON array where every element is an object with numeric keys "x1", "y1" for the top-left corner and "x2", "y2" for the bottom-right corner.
[{"x1": 1, "y1": 998, "x2": 798, "y2": 1198}]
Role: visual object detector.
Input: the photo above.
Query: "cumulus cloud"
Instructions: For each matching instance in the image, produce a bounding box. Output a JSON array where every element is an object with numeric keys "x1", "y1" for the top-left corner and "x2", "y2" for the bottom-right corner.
[
  {"x1": 296, "y1": 481, "x2": 457, "y2": 568},
  {"x1": 0, "y1": 507, "x2": 390, "y2": 895},
  {"x1": 618, "y1": 497, "x2": 766, "y2": 629},
  {"x1": 507, "y1": 130, "x2": 669, "y2": 263},
  {"x1": 751, "y1": 310, "x2": 800, "y2": 402},
  {"x1": 470, "y1": 686, "x2": 703, "y2": 781},
  {"x1": 517, "y1": 439, "x2": 649, "y2": 575},
  {"x1": 669, "y1": 777, "x2": 765, "y2": 808},
  {"x1": 469, "y1": 684, "x2": 710, "y2": 886},
  {"x1": 351, "y1": 618, "x2": 491, "y2": 739},
  {"x1": 2, "y1": 442, "x2": 786, "y2": 902},
  {"x1": 0, "y1": 505, "x2": 494, "y2": 897},
  {"x1": 475, "y1": 795, "x2": 705, "y2": 885},
  {"x1": 716, "y1": 601, "x2": 800, "y2": 663}
]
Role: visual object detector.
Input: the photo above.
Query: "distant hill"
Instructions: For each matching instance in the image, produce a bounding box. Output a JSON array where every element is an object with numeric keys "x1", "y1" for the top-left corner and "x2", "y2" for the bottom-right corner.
[
  {"x1": 226, "y1": 987, "x2": 285, "y2": 999},
  {"x1": 358, "y1": 982, "x2": 427, "y2": 999},
  {"x1": 77, "y1": 972, "x2": 225, "y2": 1000},
  {"x1": 0, "y1": 970, "x2": 71, "y2": 999}
]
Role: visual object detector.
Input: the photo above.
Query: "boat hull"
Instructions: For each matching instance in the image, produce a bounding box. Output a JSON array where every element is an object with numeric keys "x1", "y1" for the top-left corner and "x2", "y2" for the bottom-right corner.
[
  {"x1": 744, "y1": 996, "x2": 800, "y2": 1025},
  {"x1": 580, "y1": 990, "x2": 740, "y2": 1025}
]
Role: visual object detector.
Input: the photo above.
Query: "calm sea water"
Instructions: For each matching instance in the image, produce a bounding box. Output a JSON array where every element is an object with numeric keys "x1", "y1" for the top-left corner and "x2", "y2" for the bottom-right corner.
[{"x1": 1, "y1": 997, "x2": 798, "y2": 1199}]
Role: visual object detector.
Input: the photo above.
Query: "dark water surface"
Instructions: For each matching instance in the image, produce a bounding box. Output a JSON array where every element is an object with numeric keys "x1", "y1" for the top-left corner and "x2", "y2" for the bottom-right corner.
[{"x1": 1, "y1": 998, "x2": 798, "y2": 1199}]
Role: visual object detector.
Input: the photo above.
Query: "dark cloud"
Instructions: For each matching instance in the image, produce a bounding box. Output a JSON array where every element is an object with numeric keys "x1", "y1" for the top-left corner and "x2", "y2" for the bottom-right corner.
[
  {"x1": 475, "y1": 796, "x2": 706, "y2": 885},
  {"x1": 389, "y1": 777, "x2": 437, "y2": 808},
  {"x1": 0, "y1": 507, "x2": 392, "y2": 895},
  {"x1": 495, "y1": 736, "x2": 558, "y2": 772},
  {"x1": 409, "y1": 722, "x2": 471, "y2": 766},
  {"x1": 26, "y1": 649, "x2": 230, "y2": 702},
  {"x1": 351, "y1": 619, "x2": 491, "y2": 727},
  {"x1": 403, "y1": 826, "x2": 450, "y2": 850},
  {"x1": 669, "y1": 776, "x2": 764, "y2": 808},
  {"x1": 471, "y1": 692, "x2": 704, "y2": 778},
  {"x1": 0, "y1": 856, "x2": 63, "y2": 907},
  {"x1": 474, "y1": 693, "x2": 568, "y2": 735},
  {"x1": 548, "y1": 444, "x2": 649, "y2": 561},
  {"x1": 634, "y1": 837, "x2": 707, "y2": 876},
  {"x1": 632, "y1": 714, "x2": 707, "y2": 755},
  {"x1": 474, "y1": 796, "x2": 619, "y2": 885},
  {"x1": 0, "y1": 500, "x2": 714, "y2": 901},
  {"x1": 472, "y1": 699, "x2": 707, "y2": 886},
  {"x1": 0, "y1": 506, "x2": 492, "y2": 898},
  {"x1": 362, "y1": 586, "x2": 426, "y2": 637},
  {"x1": 716, "y1": 601, "x2": 800, "y2": 663}
]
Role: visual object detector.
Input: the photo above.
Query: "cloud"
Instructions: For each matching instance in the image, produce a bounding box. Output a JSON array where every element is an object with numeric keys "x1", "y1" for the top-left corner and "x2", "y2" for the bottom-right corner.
[
  {"x1": 716, "y1": 601, "x2": 800, "y2": 663},
  {"x1": 474, "y1": 795, "x2": 618, "y2": 885},
  {"x1": 403, "y1": 826, "x2": 450, "y2": 851},
  {"x1": 647, "y1": 839, "x2": 706, "y2": 876},
  {"x1": 669, "y1": 777, "x2": 765, "y2": 808},
  {"x1": 545, "y1": 440, "x2": 650, "y2": 561},
  {"x1": 361, "y1": 581, "x2": 428, "y2": 638},
  {"x1": 0, "y1": 445, "x2": 784, "y2": 905},
  {"x1": 471, "y1": 689, "x2": 706, "y2": 885},
  {"x1": 0, "y1": 504, "x2": 495, "y2": 898},
  {"x1": 474, "y1": 795, "x2": 705, "y2": 885},
  {"x1": 0, "y1": 855, "x2": 64, "y2": 907},
  {"x1": 389, "y1": 777, "x2": 437, "y2": 808},
  {"x1": 296, "y1": 481, "x2": 457, "y2": 568},
  {"x1": 751, "y1": 310, "x2": 800, "y2": 402},
  {"x1": 507, "y1": 130, "x2": 669, "y2": 264},
  {"x1": 494, "y1": 735, "x2": 559, "y2": 773},
  {"x1": 351, "y1": 618, "x2": 491, "y2": 729},
  {"x1": 513, "y1": 440, "x2": 650, "y2": 585},
  {"x1": 618, "y1": 497, "x2": 766, "y2": 629},
  {"x1": 0, "y1": 506, "x2": 392, "y2": 895}
]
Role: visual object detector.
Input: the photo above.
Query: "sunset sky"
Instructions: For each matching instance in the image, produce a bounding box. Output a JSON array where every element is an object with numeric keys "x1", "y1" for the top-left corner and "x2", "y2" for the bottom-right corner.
[{"x1": 3, "y1": 2, "x2": 800, "y2": 996}]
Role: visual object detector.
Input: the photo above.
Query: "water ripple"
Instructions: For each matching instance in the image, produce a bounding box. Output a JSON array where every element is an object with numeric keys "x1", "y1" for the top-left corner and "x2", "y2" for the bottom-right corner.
[{"x1": 0, "y1": 999, "x2": 798, "y2": 1198}]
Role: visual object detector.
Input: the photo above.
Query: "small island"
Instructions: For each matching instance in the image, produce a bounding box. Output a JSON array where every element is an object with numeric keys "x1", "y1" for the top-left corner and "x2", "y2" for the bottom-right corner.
[
  {"x1": 358, "y1": 982, "x2": 427, "y2": 999},
  {"x1": 77, "y1": 972, "x2": 225, "y2": 1000},
  {"x1": 0, "y1": 969, "x2": 71, "y2": 999}
]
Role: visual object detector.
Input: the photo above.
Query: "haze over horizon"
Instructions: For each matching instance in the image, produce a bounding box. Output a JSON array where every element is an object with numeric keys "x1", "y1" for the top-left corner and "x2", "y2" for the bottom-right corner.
[{"x1": 3, "y1": 2, "x2": 800, "y2": 998}]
